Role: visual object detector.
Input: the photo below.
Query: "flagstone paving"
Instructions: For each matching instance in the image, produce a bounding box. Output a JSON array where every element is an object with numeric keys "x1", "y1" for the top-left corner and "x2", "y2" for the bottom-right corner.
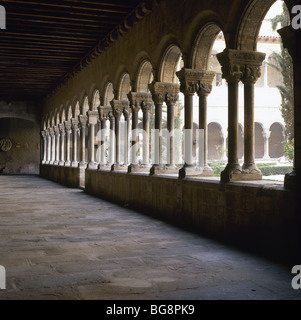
[{"x1": 0, "y1": 175, "x2": 300, "y2": 300}]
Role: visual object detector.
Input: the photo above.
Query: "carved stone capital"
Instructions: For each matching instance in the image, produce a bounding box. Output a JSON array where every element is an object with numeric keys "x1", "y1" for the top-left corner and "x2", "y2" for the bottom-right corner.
[
  {"x1": 108, "y1": 111, "x2": 115, "y2": 123},
  {"x1": 53, "y1": 126, "x2": 60, "y2": 136},
  {"x1": 98, "y1": 106, "x2": 112, "y2": 121},
  {"x1": 58, "y1": 123, "x2": 65, "y2": 135},
  {"x1": 45, "y1": 129, "x2": 50, "y2": 137},
  {"x1": 149, "y1": 82, "x2": 180, "y2": 104},
  {"x1": 128, "y1": 92, "x2": 153, "y2": 113},
  {"x1": 64, "y1": 121, "x2": 72, "y2": 133},
  {"x1": 49, "y1": 127, "x2": 55, "y2": 136},
  {"x1": 87, "y1": 111, "x2": 99, "y2": 125},
  {"x1": 71, "y1": 118, "x2": 79, "y2": 131},
  {"x1": 197, "y1": 71, "x2": 215, "y2": 96},
  {"x1": 111, "y1": 100, "x2": 128, "y2": 119},
  {"x1": 217, "y1": 49, "x2": 265, "y2": 84},
  {"x1": 41, "y1": 131, "x2": 46, "y2": 139},
  {"x1": 78, "y1": 115, "x2": 88, "y2": 128},
  {"x1": 166, "y1": 93, "x2": 179, "y2": 107},
  {"x1": 176, "y1": 68, "x2": 213, "y2": 95}
]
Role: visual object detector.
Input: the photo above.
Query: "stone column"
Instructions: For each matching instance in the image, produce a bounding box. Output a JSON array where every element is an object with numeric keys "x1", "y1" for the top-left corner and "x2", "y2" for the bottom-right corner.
[
  {"x1": 53, "y1": 126, "x2": 60, "y2": 165},
  {"x1": 49, "y1": 127, "x2": 55, "y2": 165},
  {"x1": 217, "y1": 49, "x2": 244, "y2": 182},
  {"x1": 41, "y1": 131, "x2": 47, "y2": 164},
  {"x1": 241, "y1": 52, "x2": 266, "y2": 179},
  {"x1": 176, "y1": 69, "x2": 203, "y2": 178},
  {"x1": 141, "y1": 101, "x2": 152, "y2": 168},
  {"x1": 165, "y1": 92, "x2": 179, "y2": 173},
  {"x1": 127, "y1": 92, "x2": 153, "y2": 173},
  {"x1": 123, "y1": 103, "x2": 131, "y2": 168},
  {"x1": 197, "y1": 71, "x2": 215, "y2": 176},
  {"x1": 108, "y1": 112, "x2": 115, "y2": 165},
  {"x1": 222, "y1": 128, "x2": 228, "y2": 162},
  {"x1": 87, "y1": 111, "x2": 99, "y2": 169},
  {"x1": 263, "y1": 128, "x2": 271, "y2": 160},
  {"x1": 98, "y1": 106, "x2": 111, "y2": 168},
  {"x1": 148, "y1": 82, "x2": 168, "y2": 175},
  {"x1": 278, "y1": 26, "x2": 301, "y2": 190},
  {"x1": 58, "y1": 123, "x2": 65, "y2": 166},
  {"x1": 111, "y1": 100, "x2": 125, "y2": 171},
  {"x1": 45, "y1": 129, "x2": 51, "y2": 164},
  {"x1": 78, "y1": 115, "x2": 88, "y2": 168},
  {"x1": 64, "y1": 121, "x2": 72, "y2": 167},
  {"x1": 71, "y1": 119, "x2": 79, "y2": 167},
  {"x1": 128, "y1": 93, "x2": 141, "y2": 172}
]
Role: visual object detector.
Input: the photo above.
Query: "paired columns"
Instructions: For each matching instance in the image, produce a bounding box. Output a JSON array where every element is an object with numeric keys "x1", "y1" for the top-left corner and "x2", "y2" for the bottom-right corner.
[
  {"x1": 217, "y1": 49, "x2": 265, "y2": 182},
  {"x1": 127, "y1": 92, "x2": 153, "y2": 173},
  {"x1": 176, "y1": 69, "x2": 215, "y2": 178},
  {"x1": 149, "y1": 82, "x2": 180, "y2": 175},
  {"x1": 111, "y1": 100, "x2": 130, "y2": 171},
  {"x1": 87, "y1": 111, "x2": 99, "y2": 169}
]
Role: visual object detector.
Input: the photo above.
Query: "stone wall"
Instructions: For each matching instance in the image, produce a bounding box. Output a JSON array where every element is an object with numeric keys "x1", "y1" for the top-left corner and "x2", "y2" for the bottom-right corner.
[
  {"x1": 0, "y1": 118, "x2": 40, "y2": 174},
  {"x1": 85, "y1": 169, "x2": 301, "y2": 265},
  {"x1": 40, "y1": 164, "x2": 85, "y2": 188}
]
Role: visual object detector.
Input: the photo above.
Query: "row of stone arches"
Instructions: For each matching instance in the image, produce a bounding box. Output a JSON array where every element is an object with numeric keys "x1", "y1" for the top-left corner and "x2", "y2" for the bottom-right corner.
[{"x1": 41, "y1": 0, "x2": 292, "y2": 182}]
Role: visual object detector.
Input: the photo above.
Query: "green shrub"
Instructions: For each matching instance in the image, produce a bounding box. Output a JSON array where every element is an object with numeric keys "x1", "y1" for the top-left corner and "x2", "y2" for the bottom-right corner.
[{"x1": 257, "y1": 165, "x2": 293, "y2": 176}]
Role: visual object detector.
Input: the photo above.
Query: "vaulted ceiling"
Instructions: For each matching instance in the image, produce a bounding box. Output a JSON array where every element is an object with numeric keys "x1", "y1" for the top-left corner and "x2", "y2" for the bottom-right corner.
[{"x1": 0, "y1": 0, "x2": 144, "y2": 101}]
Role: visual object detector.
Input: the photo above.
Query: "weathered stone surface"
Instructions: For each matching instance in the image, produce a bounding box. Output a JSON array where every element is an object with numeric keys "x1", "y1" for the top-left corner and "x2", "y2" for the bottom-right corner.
[{"x1": 0, "y1": 175, "x2": 299, "y2": 300}]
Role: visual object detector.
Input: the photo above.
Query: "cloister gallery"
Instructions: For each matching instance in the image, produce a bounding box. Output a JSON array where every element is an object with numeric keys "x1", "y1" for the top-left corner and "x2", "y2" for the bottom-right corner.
[{"x1": 0, "y1": 0, "x2": 300, "y2": 267}]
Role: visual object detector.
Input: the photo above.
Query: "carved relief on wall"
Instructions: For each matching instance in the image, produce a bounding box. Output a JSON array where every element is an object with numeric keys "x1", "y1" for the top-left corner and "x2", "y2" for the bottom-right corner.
[{"x1": 0, "y1": 138, "x2": 12, "y2": 152}]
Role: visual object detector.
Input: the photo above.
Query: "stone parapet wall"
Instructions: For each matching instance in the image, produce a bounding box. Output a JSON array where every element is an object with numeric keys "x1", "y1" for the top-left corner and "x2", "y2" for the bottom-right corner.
[
  {"x1": 40, "y1": 164, "x2": 85, "y2": 189},
  {"x1": 85, "y1": 169, "x2": 300, "y2": 265}
]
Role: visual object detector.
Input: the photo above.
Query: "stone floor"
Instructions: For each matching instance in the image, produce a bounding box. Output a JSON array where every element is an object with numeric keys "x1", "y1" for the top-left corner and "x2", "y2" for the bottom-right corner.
[{"x1": 0, "y1": 175, "x2": 299, "y2": 300}]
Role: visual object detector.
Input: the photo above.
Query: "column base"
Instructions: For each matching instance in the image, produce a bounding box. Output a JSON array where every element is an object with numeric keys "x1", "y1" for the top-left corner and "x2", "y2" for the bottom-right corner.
[
  {"x1": 284, "y1": 169, "x2": 299, "y2": 190},
  {"x1": 128, "y1": 164, "x2": 151, "y2": 173},
  {"x1": 79, "y1": 162, "x2": 87, "y2": 169},
  {"x1": 242, "y1": 163, "x2": 262, "y2": 180},
  {"x1": 71, "y1": 161, "x2": 79, "y2": 168},
  {"x1": 111, "y1": 163, "x2": 127, "y2": 172},
  {"x1": 179, "y1": 165, "x2": 203, "y2": 179},
  {"x1": 221, "y1": 164, "x2": 242, "y2": 183},
  {"x1": 65, "y1": 161, "x2": 71, "y2": 167},
  {"x1": 53, "y1": 161, "x2": 59, "y2": 166},
  {"x1": 150, "y1": 164, "x2": 164, "y2": 175},
  {"x1": 199, "y1": 165, "x2": 214, "y2": 177},
  {"x1": 88, "y1": 162, "x2": 98, "y2": 170}
]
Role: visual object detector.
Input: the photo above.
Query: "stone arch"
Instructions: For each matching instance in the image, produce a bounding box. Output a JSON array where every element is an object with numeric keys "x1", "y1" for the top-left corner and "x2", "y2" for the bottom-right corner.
[
  {"x1": 66, "y1": 105, "x2": 72, "y2": 121},
  {"x1": 61, "y1": 107, "x2": 66, "y2": 123},
  {"x1": 159, "y1": 45, "x2": 182, "y2": 83},
  {"x1": 81, "y1": 96, "x2": 89, "y2": 115},
  {"x1": 136, "y1": 60, "x2": 154, "y2": 93},
  {"x1": 208, "y1": 122, "x2": 223, "y2": 160},
  {"x1": 104, "y1": 83, "x2": 115, "y2": 106},
  {"x1": 50, "y1": 113, "x2": 55, "y2": 127},
  {"x1": 55, "y1": 109, "x2": 60, "y2": 125},
  {"x1": 117, "y1": 73, "x2": 131, "y2": 100},
  {"x1": 190, "y1": 23, "x2": 223, "y2": 70},
  {"x1": 269, "y1": 122, "x2": 284, "y2": 158},
  {"x1": 92, "y1": 89, "x2": 101, "y2": 110},
  {"x1": 74, "y1": 101, "x2": 80, "y2": 118},
  {"x1": 255, "y1": 122, "x2": 265, "y2": 159},
  {"x1": 235, "y1": 0, "x2": 287, "y2": 51}
]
